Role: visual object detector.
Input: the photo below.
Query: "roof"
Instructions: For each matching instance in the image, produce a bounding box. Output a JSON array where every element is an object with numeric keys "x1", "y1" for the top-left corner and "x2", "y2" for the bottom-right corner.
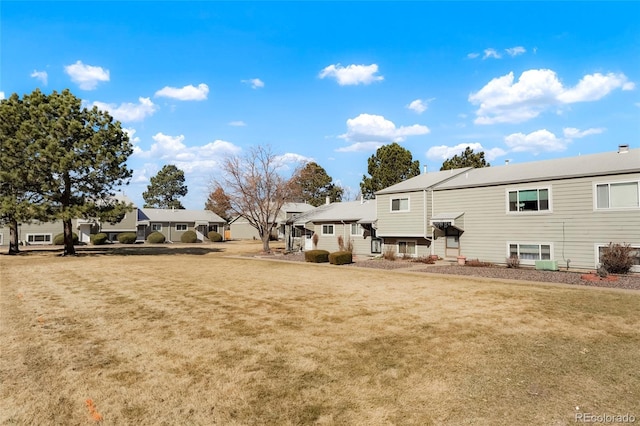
[
  {"x1": 290, "y1": 200, "x2": 376, "y2": 225},
  {"x1": 281, "y1": 202, "x2": 315, "y2": 213},
  {"x1": 375, "y1": 167, "x2": 471, "y2": 195},
  {"x1": 138, "y1": 208, "x2": 226, "y2": 223},
  {"x1": 435, "y1": 148, "x2": 640, "y2": 190}
]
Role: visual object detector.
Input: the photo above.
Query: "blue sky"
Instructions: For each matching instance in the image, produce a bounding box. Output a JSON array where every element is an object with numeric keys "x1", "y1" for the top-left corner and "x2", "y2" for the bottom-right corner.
[{"x1": 2, "y1": 1, "x2": 639, "y2": 209}]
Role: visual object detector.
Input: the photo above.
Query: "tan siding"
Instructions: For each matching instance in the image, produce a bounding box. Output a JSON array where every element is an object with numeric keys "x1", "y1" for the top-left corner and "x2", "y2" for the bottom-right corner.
[{"x1": 376, "y1": 191, "x2": 427, "y2": 237}]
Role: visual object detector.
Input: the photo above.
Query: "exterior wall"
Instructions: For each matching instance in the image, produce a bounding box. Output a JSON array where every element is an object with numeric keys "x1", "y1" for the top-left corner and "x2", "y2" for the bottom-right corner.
[
  {"x1": 143, "y1": 222, "x2": 223, "y2": 242},
  {"x1": 99, "y1": 210, "x2": 137, "y2": 234},
  {"x1": 7, "y1": 220, "x2": 66, "y2": 245},
  {"x1": 381, "y1": 237, "x2": 432, "y2": 258},
  {"x1": 376, "y1": 190, "x2": 430, "y2": 238},
  {"x1": 230, "y1": 220, "x2": 277, "y2": 240},
  {"x1": 432, "y1": 173, "x2": 640, "y2": 271},
  {"x1": 311, "y1": 222, "x2": 376, "y2": 257}
]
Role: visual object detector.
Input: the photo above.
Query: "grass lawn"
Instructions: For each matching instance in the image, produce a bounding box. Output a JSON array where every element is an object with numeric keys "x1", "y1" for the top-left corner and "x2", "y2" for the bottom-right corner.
[{"x1": 1, "y1": 241, "x2": 639, "y2": 425}]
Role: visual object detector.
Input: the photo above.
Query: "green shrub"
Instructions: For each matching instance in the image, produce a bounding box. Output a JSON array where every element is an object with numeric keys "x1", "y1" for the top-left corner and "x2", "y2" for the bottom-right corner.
[
  {"x1": 90, "y1": 233, "x2": 108, "y2": 245},
  {"x1": 329, "y1": 251, "x2": 352, "y2": 265},
  {"x1": 304, "y1": 249, "x2": 330, "y2": 263},
  {"x1": 601, "y1": 243, "x2": 634, "y2": 274},
  {"x1": 181, "y1": 230, "x2": 198, "y2": 243},
  {"x1": 117, "y1": 232, "x2": 137, "y2": 244},
  {"x1": 147, "y1": 231, "x2": 166, "y2": 244},
  {"x1": 53, "y1": 232, "x2": 79, "y2": 245},
  {"x1": 208, "y1": 231, "x2": 223, "y2": 242}
]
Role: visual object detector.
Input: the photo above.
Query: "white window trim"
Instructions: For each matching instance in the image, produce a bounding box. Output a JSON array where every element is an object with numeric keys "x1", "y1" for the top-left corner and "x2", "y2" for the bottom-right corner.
[
  {"x1": 0, "y1": 233, "x2": 3, "y2": 245},
  {"x1": 397, "y1": 239, "x2": 417, "y2": 257},
  {"x1": 176, "y1": 223, "x2": 188, "y2": 231},
  {"x1": 390, "y1": 196, "x2": 410, "y2": 213},
  {"x1": 151, "y1": 223, "x2": 162, "y2": 231},
  {"x1": 505, "y1": 186, "x2": 552, "y2": 214},
  {"x1": 350, "y1": 223, "x2": 362, "y2": 236},
  {"x1": 321, "y1": 224, "x2": 334, "y2": 236},
  {"x1": 593, "y1": 180, "x2": 640, "y2": 211},
  {"x1": 594, "y1": 243, "x2": 640, "y2": 273},
  {"x1": 507, "y1": 241, "x2": 554, "y2": 265},
  {"x1": 26, "y1": 233, "x2": 53, "y2": 245}
]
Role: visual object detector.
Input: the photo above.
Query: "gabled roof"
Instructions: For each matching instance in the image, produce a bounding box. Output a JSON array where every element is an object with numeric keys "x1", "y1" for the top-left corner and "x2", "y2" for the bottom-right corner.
[
  {"x1": 138, "y1": 208, "x2": 225, "y2": 223},
  {"x1": 290, "y1": 200, "x2": 376, "y2": 225},
  {"x1": 435, "y1": 148, "x2": 640, "y2": 190},
  {"x1": 281, "y1": 202, "x2": 315, "y2": 213},
  {"x1": 375, "y1": 167, "x2": 472, "y2": 195}
]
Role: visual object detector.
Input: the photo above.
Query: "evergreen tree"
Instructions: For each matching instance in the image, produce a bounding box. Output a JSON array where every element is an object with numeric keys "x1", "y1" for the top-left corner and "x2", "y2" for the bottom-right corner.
[
  {"x1": 290, "y1": 162, "x2": 344, "y2": 206},
  {"x1": 143, "y1": 165, "x2": 188, "y2": 209},
  {"x1": 440, "y1": 146, "x2": 490, "y2": 170},
  {"x1": 360, "y1": 142, "x2": 420, "y2": 199}
]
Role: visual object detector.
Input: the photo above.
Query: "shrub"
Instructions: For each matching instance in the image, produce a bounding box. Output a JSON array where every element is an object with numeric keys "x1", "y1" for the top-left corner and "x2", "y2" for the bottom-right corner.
[
  {"x1": 344, "y1": 238, "x2": 354, "y2": 253},
  {"x1": 147, "y1": 231, "x2": 166, "y2": 244},
  {"x1": 337, "y1": 235, "x2": 345, "y2": 251},
  {"x1": 312, "y1": 233, "x2": 319, "y2": 249},
  {"x1": 466, "y1": 259, "x2": 493, "y2": 267},
  {"x1": 506, "y1": 255, "x2": 520, "y2": 269},
  {"x1": 117, "y1": 232, "x2": 137, "y2": 244},
  {"x1": 412, "y1": 256, "x2": 435, "y2": 264},
  {"x1": 53, "y1": 232, "x2": 79, "y2": 245},
  {"x1": 304, "y1": 250, "x2": 330, "y2": 263},
  {"x1": 329, "y1": 251, "x2": 353, "y2": 265},
  {"x1": 601, "y1": 243, "x2": 634, "y2": 274},
  {"x1": 382, "y1": 245, "x2": 396, "y2": 261},
  {"x1": 181, "y1": 230, "x2": 198, "y2": 243},
  {"x1": 90, "y1": 233, "x2": 108, "y2": 245},
  {"x1": 208, "y1": 231, "x2": 223, "y2": 242}
]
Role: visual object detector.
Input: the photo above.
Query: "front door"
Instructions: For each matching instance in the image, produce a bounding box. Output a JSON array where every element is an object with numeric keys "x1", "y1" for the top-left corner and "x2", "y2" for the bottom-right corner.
[{"x1": 445, "y1": 227, "x2": 460, "y2": 258}]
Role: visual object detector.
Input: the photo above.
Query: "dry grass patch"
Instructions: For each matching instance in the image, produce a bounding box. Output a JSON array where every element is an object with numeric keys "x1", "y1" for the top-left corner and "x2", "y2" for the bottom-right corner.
[{"x1": 1, "y1": 242, "x2": 639, "y2": 425}]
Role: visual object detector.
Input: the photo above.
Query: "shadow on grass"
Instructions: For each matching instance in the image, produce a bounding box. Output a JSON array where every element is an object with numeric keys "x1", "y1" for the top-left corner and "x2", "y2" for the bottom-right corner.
[{"x1": 2, "y1": 244, "x2": 226, "y2": 257}]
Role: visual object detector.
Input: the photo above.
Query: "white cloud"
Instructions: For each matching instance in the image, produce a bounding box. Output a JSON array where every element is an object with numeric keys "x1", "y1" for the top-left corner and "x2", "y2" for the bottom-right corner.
[
  {"x1": 467, "y1": 53, "x2": 480, "y2": 59},
  {"x1": 483, "y1": 48, "x2": 501, "y2": 59},
  {"x1": 338, "y1": 113, "x2": 430, "y2": 150},
  {"x1": 122, "y1": 128, "x2": 142, "y2": 155},
  {"x1": 134, "y1": 132, "x2": 241, "y2": 173},
  {"x1": 92, "y1": 97, "x2": 157, "y2": 122},
  {"x1": 241, "y1": 78, "x2": 264, "y2": 89},
  {"x1": 0, "y1": 92, "x2": 4, "y2": 100},
  {"x1": 319, "y1": 63, "x2": 383, "y2": 86},
  {"x1": 407, "y1": 98, "x2": 433, "y2": 114},
  {"x1": 504, "y1": 129, "x2": 566, "y2": 154},
  {"x1": 155, "y1": 83, "x2": 209, "y2": 101},
  {"x1": 469, "y1": 69, "x2": 634, "y2": 124},
  {"x1": 276, "y1": 152, "x2": 314, "y2": 169},
  {"x1": 64, "y1": 60, "x2": 110, "y2": 90},
  {"x1": 562, "y1": 127, "x2": 605, "y2": 139},
  {"x1": 228, "y1": 121, "x2": 247, "y2": 127},
  {"x1": 30, "y1": 70, "x2": 48, "y2": 85},
  {"x1": 426, "y1": 143, "x2": 506, "y2": 162},
  {"x1": 505, "y1": 46, "x2": 526, "y2": 57},
  {"x1": 336, "y1": 141, "x2": 385, "y2": 153}
]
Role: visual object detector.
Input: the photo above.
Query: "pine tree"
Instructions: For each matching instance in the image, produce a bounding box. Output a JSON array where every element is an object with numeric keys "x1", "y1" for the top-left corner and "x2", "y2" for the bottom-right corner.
[
  {"x1": 360, "y1": 142, "x2": 420, "y2": 199},
  {"x1": 143, "y1": 165, "x2": 188, "y2": 209},
  {"x1": 290, "y1": 162, "x2": 344, "y2": 206},
  {"x1": 440, "y1": 146, "x2": 490, "y2": 170}
]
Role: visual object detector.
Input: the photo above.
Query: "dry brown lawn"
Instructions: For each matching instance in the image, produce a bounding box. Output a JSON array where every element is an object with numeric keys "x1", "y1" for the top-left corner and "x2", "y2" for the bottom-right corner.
[{"x1": 1, "y1": 241, "x2": 639, "y2": 425}]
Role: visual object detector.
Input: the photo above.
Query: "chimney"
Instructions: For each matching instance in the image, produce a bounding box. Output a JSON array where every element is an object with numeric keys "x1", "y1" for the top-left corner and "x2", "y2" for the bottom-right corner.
[
  {"x1": 423, "y1": 165, "x2": 427, "y2": 174},
  {"x1": 505, "y1": 159, "x2": 510, "y2": 165},
  {"x1": 618, "y1": 144, "x2": 629, "y2": 154},
  {"x1": 326, "y1": 196, "x2": 330, "y2": 205}
]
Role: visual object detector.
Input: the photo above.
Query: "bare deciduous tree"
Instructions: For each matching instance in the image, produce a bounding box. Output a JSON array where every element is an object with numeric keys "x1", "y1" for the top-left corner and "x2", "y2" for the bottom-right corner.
[{"x1": 215, "y1": 145, "x2": 299, "y2": 253}]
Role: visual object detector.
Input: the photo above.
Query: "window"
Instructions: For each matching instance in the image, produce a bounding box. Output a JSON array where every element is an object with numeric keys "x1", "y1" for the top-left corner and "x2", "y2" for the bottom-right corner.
[
  {"x1": 509, "y1": 243, "x2": 552, "y2": 262},
  {"x1": 209, "y1": 224, "x2": 219, "y2": 233},
  {"x1": 321, "y1": 224, "x2": 334, "y2": 235},
  {"x1": 398, "y1": 240, "x2": 416, "y2": 256},
  {"x1": 371, "y1": 238, "x2": 382, "y2": 254},
  {"x1": 176, "y1": 224, "x2": 188, "y2": 231},
  {"x1": 508, "y1": 188, "x2": 550, "y2": 212},
  {"x1": 350, "y1": 223, "x2": 361, "y2": 236},
  {"x1": 26, "y1": 233, "x2": 52, "y2": 244},
  {"x1": 151, "y1": 223, "x2": 162, "y2": 231},
  {"x1": 595, "y1": 181, "x2": 639, "y2": 209},
  {"x1": 596, "y1": 244, "x2": 640, "y2": 272},
  {"x1": 391, "y1": 197, "x2": 409, "y2": 212}
]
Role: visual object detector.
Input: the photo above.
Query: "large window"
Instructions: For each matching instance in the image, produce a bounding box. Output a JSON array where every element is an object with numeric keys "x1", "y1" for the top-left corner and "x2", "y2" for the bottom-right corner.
[
  {"x1": 398, "y1": 240, "x2": 416, "y2": 256},
  {"x1": 391, "y1": 197, "x2": 409, "y2": 212},
  {"x1": 509, "y1": 243, "x2": 552, "y2": 262},
  {"x1": 595, "y1": 181, "x2": 639, "y2": 209},
  {"x1": 597, "y1": 244, "x2": 640, "y2": 273},
  {"x1": 321, "y1": 224, "x2": 334, "y2": 235},
  {"x1": 26, "y1": 233, "x2": 52, "y2": 244},
  {"x1": 508, "y1": 188, "x2": 550, "y2": 212},
  {"x1": 350, "y1": 223, "x2": 361, "y2": 236}
]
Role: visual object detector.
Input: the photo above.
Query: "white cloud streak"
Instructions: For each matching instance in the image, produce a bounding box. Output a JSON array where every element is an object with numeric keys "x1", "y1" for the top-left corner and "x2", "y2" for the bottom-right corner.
[
  {"x1": 407, "y1": 99, "x2": 433, "y2": 114},
  {"x1": 319, "y1": 64, "x2": 383, "y2": 86},
  {"x1": 92, "y1": 97, "x2": 157, "y2": 122},
  {"x1": 64, "y1": 60, "x2": 110, "y2": 90},
  {"x1": 337, "y1": 113, "x2": 429, "y2": 152},
  {"x1": 483, "y1": 48, "x2": 501, "y2": 59},
  {"x1": 426, "y1": 143, "x2": 506, "y2": 162},
  {"x1": 505, "y1": 46, "x2": 526, "y2": 57},
  {"x1": 155, "y1": 83, "x2": 209, "y2": 101},
  {"x1": 241, "y1": 78, "x2": 264, "y2": 89},
  {"x1": 228, "y1": 121, "x2": 247, "y2": 127},
  {"x1": 30, "y1": 70, "x2": 48, "y2": 85}
]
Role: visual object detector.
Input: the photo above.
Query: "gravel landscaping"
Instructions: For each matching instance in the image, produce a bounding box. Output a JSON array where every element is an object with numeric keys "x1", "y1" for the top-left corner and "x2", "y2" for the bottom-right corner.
[{"x1": 272, "y1": 252, "x2": 640, "y2": 291}]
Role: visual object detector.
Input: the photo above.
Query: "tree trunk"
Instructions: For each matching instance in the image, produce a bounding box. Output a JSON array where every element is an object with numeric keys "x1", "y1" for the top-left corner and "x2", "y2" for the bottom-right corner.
[
  {"x1": 8, "y1": 218, "x2": 20, "y2": 255},
  {"x1": 63, "y1": 218, "x2": 76, "y2": 256},
  {"x1": 261, "y1": 233, "x2": 271, "y2": 253}
]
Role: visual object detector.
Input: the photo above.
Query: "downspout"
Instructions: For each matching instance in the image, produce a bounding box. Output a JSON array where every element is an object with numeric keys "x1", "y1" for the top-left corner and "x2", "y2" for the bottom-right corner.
[{"x1": 430, "y1": 189, "x2": 435, "y2": 256}]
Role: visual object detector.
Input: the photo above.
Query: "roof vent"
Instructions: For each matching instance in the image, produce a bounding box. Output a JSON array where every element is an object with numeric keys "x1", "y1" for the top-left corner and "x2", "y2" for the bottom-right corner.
[
  {"x1": 505, "y1": 159, "x2": 510, "y2": 166},
  {"x1": 423, "y1": 165, "x2": 427, "y2": 174},
  {"x1": 618, "y1": 144, "x2": 629, "y2": 154}
]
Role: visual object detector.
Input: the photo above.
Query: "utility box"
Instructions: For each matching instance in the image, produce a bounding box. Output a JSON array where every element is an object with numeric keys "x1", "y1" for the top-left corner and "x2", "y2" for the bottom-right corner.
[{"x1": 535, "y1": 260, "x2": 559, "y2": 271}]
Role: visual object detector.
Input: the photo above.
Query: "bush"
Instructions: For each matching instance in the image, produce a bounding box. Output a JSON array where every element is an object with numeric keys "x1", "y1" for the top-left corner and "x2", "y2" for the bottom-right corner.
[
  {"x1": 412, "y1": 256, "x2": 435, "y2": 264},
  {"x1": 466, "y1": 258, "x2": 493, "y2": 267},
  {"x1": 181, "y1": 230, "x2": 198, "y2": 243},
  {"x1": 382, "y1": 245, "x2": 396, "y2": 261},
  {"x1": 90, "y1": 233, "x2": 108, "y2": 245},
  {"x1": 304, "y1": 250, "x2": 330, "y2": 263},
  {"x1": 601, "y1": 243, "x2": 635, "y2": 274},
  {"x1": 329, "y1": 251, "x2": 353, "y2": 265},
  {"x1": 208, "y1": 231, "x2": 223, "y2": 242},
  {"x1": 506, "y1": 255, "x2": 520, "y2": 269},
  {"x1": 117, "y1": 232, "x2": 137, "y2": 244},
  {"x1": 53, "y1": 232, "x2": 79, "y2": 245},
  {"x1": 147, "y1": 231, "x2": 166, "y2": 244}
]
